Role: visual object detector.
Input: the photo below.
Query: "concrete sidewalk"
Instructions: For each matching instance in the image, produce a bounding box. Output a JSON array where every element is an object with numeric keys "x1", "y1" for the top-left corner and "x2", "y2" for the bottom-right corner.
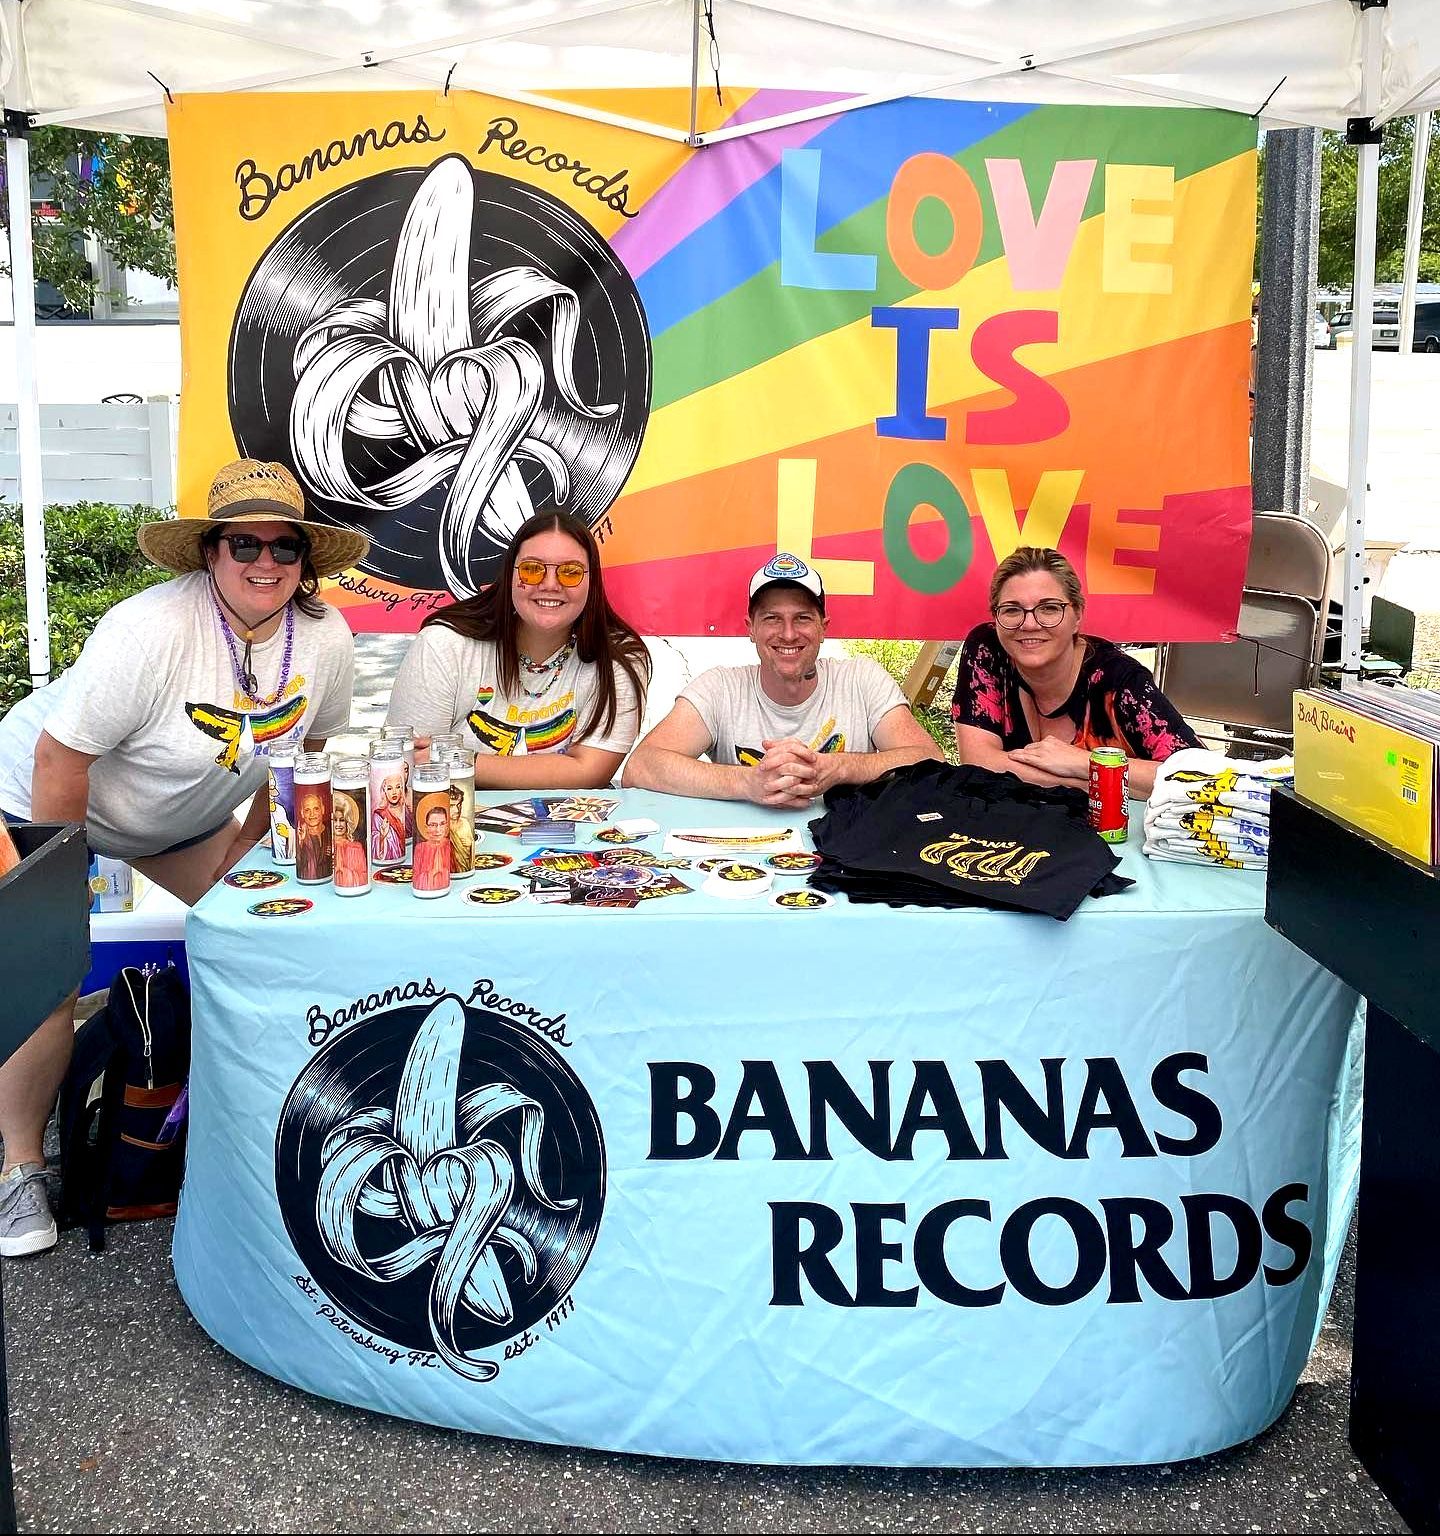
[{"x1": 0, "y1": 1207, "x2": 1406, "y2": 1535}]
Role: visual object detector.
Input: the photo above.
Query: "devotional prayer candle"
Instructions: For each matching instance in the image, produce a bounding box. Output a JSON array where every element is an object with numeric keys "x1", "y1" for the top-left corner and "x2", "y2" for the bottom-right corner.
[
  {"x1": 381, "y1": 725, "x2": 417, "y2": 844},
  {"x1": 331, "y1": 757, "x2": 371, "y2": 897},
  {"x1": 444, "y1": 748, "x2": 476, "y2": 878},
  {"x1": 367, "y1": 741, "x2": 410, "y2": 869},
  {"x1": 411, "y1": 761, "x2": 453, "y2": 899},
  {"x1": 266, "y1": 747, "x2": 297, "y2": 865},
  {"x1": 293, "y1": 753, "x2": 333, "y2": 885}
]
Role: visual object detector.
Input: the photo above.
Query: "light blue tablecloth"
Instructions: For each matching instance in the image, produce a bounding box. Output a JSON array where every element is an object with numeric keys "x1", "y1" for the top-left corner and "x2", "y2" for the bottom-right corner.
[{"x1": 173, "y1": 790, "x2": 1362, "y2": 1466}]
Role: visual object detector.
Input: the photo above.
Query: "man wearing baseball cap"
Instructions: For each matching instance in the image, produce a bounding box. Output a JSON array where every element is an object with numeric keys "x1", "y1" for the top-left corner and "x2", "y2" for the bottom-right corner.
[{"x1": 623, "y1": 554, "x2": 939, "y2": 807}]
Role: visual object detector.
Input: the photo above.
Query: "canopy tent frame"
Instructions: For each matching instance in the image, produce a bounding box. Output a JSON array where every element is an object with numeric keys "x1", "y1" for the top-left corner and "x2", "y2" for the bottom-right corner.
[
  {"x1": 1340, "y1": 0, "x2": 1385, "y2": 679},
  {"x1": 0, "y1": 0, "x2": 1431, "y2": 688},
  {"x1": 696, "y1": 0, "x2": 1335, "y2": 146}
]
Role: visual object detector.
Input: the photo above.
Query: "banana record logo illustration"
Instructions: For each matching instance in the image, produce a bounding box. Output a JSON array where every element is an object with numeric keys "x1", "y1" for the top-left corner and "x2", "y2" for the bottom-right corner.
[
  {"x1": 186, "y1": 694, "x2": 308, "y2": 773},
  {"x1": 274, "y1": 993, "x2": 606, "y2": 1382}
]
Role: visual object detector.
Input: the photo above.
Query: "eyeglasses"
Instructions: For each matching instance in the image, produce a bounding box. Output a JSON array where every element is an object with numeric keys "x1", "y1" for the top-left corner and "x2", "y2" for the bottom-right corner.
[
  {"x1": 994, "y1": 599, "x2": 1070, "y2": 630},
  {"x1": 515, "y1": 558, "x2": 588, "y2": 588},
  {"x1": 218, "y1": 533, "x2": 308, "y2": 566}
]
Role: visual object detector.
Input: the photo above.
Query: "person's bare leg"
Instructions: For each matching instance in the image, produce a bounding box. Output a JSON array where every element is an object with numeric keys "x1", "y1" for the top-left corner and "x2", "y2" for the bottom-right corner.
[
  {"x1": 130, "y1": 821, "x2": 240, "y2": 906},
  {"x1": 0, "y1": 993, "x2": 76, "y2": 1172}
]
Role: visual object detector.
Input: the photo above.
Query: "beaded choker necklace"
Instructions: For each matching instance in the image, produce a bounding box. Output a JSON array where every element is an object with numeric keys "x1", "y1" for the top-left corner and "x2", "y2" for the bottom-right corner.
[
  {"x1": 517, "y1": 638, "x2": 574, "y2": 698},
  {"x1": 211, "y1": 586, "x2": 295, "y2": 706}
]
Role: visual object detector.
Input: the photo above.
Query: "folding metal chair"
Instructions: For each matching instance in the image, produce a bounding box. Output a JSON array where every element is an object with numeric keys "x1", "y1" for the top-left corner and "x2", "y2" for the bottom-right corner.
[{"x1": 1155, "y1": 511, "x2": 1331, "y2": 753}]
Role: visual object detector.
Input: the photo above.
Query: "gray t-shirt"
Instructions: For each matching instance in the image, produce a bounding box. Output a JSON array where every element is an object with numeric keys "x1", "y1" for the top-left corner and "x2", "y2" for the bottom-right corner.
[
  {"x1": 387, "y1": 625, "x2": 641, "y2": 758},
  {"x1": 0, "y1": 572, "x2": 354, "y2": 858},
  {"x1": 680, "y1": 657, "x2": 907, "y2": 766}
]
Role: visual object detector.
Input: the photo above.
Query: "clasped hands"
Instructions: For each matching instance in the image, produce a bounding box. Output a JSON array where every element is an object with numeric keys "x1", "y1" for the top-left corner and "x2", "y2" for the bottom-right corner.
[
  {"x1": 744, "y1": 737, "x2": 836, "y2": 807},
  {"x1": 1006, "y1": 736, "x2": 1091, "y2": 781}
]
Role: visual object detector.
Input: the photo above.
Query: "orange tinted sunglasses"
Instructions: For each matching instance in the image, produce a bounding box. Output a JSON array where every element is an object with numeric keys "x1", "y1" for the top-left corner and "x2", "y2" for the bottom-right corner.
[{"x1": 515, "y1": 558, "x2": 588, "y2": 588}]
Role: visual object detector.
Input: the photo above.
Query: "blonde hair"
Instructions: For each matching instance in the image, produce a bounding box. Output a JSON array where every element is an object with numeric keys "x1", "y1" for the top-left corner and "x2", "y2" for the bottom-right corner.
[
  {"x1": 989, "y1": 547, "x2": 1085, "y2": 615},
  {"x1": 333, "y1": 792, "x2": 360, "y2": 838}
]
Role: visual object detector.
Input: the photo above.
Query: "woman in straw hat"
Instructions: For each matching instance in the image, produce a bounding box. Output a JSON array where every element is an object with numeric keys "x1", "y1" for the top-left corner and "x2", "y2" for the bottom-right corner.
[{"x1": 0, "y1": 458, "x2": 366, "y2": 1258}]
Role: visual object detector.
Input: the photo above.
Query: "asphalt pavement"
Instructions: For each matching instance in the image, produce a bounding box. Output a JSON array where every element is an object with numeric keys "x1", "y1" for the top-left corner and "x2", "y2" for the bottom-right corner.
[{"x1": 0, "y1": 1201, "x2": 1407, "y2": 1534}]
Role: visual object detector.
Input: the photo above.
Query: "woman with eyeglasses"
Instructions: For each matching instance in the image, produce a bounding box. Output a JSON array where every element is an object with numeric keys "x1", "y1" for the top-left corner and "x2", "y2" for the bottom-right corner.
[
  {"x1": 0, "y1": 457, "x2": 366, "y2": 1258},
  {"x1": 951, "y1": 546, "x2": 1198, "y2": 798},
  {"x1": 387, "y1": 510, "x2": 651, "y2": 789}
]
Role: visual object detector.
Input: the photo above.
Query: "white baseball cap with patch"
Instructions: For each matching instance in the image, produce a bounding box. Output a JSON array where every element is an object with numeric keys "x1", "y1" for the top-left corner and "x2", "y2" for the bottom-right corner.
[{"x1": 748, "y1": 553, "x2": 825, "y2": 609}]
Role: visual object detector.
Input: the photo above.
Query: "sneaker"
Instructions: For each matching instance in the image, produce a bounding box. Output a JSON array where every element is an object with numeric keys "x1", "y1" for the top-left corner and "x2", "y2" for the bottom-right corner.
[{"x1": 0, "y1": 1162, "x2": 57, "y2": 1257}]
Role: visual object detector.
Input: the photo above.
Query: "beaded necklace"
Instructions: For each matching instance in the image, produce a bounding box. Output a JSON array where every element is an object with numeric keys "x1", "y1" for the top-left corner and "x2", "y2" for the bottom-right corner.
[
  {"x1": 211, "y1": 586, "x2": 295, "y2": 706},
  {"x1": 517, "y1": 637, "x2": 574, "y2": 699}
]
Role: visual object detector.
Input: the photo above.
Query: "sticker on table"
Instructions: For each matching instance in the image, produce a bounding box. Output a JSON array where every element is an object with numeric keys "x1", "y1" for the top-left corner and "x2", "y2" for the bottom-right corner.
[
  {"x1": 575, "y1": 864, "x2": 651, "y2": 890},
  {"x1": 664, "y1": 825, "x2": 803, "y2": 856},
  {"x1": 696, "y1": 857, "x2": 733, "y2": 873},
  {"x1": 714, "y1": 861, "x2": 766, "y2": 884},
  {"x1": 593, "y1": 825, "x2": 644, "y2": 845},
  {"x1": 373, "y1": 865, "x2": 414, "y2": 884},
  {"x1": 601, "y1": 849, "x2": 691, "y2": 869},
  {"x1": 465, "y1": 885, "x2": 523, "y2": 906},
  {"x1": 636, "y1": 873, "x2": 694, "y2": 901},
  {"x1": 522, "y1": 850, "x2": 600, "y2": 876},
  {"x1": 225, "y1": 868, "x2": 287, "y2": 890},
  {"x1": 771, "y1": 889, "x2": 832, "y2": 910},
  {"x1": 469, "y1": 852, "x2": 514, "y2": 871},
  {"x1": 768, "y1": 852, "x2": 822, "y2": 874},
  {"x1": 248, "y1": 897, "x2": 314, "y2": 918}
]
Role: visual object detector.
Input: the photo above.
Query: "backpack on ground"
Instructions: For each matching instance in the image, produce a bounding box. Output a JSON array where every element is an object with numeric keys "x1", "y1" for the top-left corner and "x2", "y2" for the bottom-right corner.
[{"x1": 58, "y1": 964, "x2": 191, "y2": 1252}]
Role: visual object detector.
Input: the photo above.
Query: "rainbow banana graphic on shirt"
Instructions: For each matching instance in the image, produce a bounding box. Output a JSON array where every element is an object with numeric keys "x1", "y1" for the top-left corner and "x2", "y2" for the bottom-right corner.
[
  {"x1": 465, "y1": 685, "x2": 576, "y2": 756},
  {"x1": 522, "y1": 707, "x2": 576, "y2": 753},
  {"x1": 466, "y1": 707, "x2": 521, "y2": 756},
  {"x1": 737, "y1": 717, "x2": 844, "y2": 767},
  {"x1": 186, "y1": 693, "x2": 307, "y2": 773}
]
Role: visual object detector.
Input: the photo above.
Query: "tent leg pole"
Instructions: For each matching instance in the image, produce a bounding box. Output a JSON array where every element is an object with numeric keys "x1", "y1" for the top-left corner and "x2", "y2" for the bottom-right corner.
[
  {"x1": 2, "y1": 114, "x2": 50, "y2": 692},
  {"x1": 1341, "y1": 2, "x2": 1385, "y2": 687},
  {"x1": 1398, "y1": 110, "x2": 1431, "y2": 355},
  {"x1": 688, "y1": 0, "x2": 702, "y2": 145},
  {"x1": 1253, "y1": 127, "x2": 1320, "y2": 519}
]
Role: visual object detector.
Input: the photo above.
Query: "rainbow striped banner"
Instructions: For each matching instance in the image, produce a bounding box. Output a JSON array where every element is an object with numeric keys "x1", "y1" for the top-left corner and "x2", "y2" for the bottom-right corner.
[{"x1": 170, "y1": 91, "x2": 1256, "y2": 640}]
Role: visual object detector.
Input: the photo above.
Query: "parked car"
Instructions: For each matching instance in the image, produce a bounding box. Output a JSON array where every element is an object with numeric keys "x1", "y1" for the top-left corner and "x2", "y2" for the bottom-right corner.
[
  {"x1": 1330, "y1": 305, "x2": 1402, "y2": 349},
  {"x1": 1412, "y1": 299, "x2": 1440, "y2": 352},
  {"x1": 1332, "y1": 300, "x2": 1440, "y2": 351},
  {"x1": 1314, "y1": 308, "x2": 1333, "y2": 348}
]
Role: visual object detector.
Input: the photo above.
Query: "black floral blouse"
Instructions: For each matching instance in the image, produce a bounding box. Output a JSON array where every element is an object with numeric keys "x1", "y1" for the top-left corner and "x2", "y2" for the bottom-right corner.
[{"x1": 950, "y1": 623, "x2": 1199, "y2": 760}]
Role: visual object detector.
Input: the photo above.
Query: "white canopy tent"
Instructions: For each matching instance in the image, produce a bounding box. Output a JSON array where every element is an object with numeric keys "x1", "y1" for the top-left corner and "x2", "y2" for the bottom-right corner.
[{"x1": 3, "y1": 0, "x2": 1440, "y2": 686}]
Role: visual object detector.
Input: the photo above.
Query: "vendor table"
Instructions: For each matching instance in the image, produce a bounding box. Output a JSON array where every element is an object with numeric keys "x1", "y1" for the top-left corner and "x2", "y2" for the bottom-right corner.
[{"x1": 175, "y1": 791, "x2": 1361, "y2": 1468}]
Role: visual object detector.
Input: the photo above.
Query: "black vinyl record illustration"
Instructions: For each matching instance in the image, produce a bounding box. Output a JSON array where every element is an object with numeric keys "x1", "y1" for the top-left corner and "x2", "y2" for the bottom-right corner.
[
  {"x1": 229, "y1": 155, "x2": 650, "y2": 595},
  {"x1": 275, "y1": 994, "x2": 605, "y2": 1379}
]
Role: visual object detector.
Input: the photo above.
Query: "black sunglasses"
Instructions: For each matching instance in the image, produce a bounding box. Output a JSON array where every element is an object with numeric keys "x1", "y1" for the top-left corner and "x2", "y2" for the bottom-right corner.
[{"x1": 217, "y1": 532, "x2": 309, "y2": 566}]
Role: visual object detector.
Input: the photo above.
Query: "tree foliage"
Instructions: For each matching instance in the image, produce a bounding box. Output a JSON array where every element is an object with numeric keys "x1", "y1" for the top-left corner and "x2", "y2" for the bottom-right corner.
[
  {"x1": 1316, "y1": 117, "x2": 1440, "y2": 289},
  {"x1": 0, "y1": 126, "x2": 175, "y2": 312}
]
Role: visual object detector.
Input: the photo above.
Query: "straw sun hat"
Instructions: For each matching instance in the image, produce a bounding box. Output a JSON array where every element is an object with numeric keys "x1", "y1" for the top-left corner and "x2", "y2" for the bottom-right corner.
[{"x1": 137, "y1": 459, "x2": 369, "y2": 579}]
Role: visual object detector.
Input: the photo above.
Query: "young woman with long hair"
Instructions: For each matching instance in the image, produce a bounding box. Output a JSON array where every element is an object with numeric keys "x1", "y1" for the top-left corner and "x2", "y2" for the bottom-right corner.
[{"x1": 387, "y1": 511, "x2": 651, "y2": 788}]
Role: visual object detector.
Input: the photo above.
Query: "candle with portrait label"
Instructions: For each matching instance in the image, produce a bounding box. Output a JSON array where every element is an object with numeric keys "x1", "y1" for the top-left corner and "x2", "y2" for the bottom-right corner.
[
  {"x1": 368, "y1": 741, "x2": 410, "y2": 868},
  {"x1": 266, "y1": 747, "x2": 297, "y2": 865},
  {"x1": 411, "y1": 761, "x2": 453, "y2": 899},
  {"x1": 443, "y1": 747, "x2": 476, "y2": 878},
  {"x1": 382, "y1": 725, "x2": 417, "y2": 849},
  {"x1": 293, "y1": 753, "x2": 333, "y2": 884},
  {"x1": 331, "y1": 757, "x2": 371, "y2": 896}
]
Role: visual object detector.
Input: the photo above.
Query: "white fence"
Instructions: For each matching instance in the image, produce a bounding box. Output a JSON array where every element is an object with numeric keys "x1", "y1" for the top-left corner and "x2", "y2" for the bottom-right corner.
[{"x1": 0, "y1": 396, "x2": 177, "y2": 507}]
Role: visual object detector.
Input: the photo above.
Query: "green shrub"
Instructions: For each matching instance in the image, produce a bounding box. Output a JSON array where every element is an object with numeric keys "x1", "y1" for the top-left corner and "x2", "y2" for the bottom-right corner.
[
  {"x1": 842, "y1": 637, "x2": 958, "y2": 762},
  {"x1": 0, "y1": 502, "x2": 169, "y2": 714}
]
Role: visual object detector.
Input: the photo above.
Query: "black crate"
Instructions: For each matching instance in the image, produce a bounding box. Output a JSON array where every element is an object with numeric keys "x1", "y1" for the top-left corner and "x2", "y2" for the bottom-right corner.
[{"x1": 0, "y1": 822, "x2": 90, "y2": 1066}]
